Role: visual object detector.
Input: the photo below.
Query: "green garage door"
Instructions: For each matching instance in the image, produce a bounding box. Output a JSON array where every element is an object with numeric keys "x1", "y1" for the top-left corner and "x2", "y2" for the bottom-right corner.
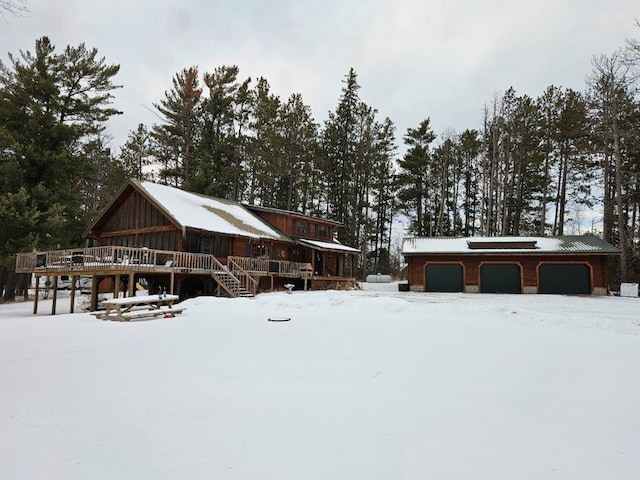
[
  {"x1": 539, "y1": 263, "x2": 591, "y2": 295},
  {"x1": 480, "y1": 264, "x2": 521, "y2": 293},
  {"x1": 425, "y1": 263, "x2": 464, "y2": 292}
]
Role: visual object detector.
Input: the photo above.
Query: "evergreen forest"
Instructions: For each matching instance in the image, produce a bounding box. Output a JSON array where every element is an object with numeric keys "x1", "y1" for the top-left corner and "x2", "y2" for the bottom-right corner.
[{"x1": 1, "y1": 32, "x2": 640, "y2": 300}]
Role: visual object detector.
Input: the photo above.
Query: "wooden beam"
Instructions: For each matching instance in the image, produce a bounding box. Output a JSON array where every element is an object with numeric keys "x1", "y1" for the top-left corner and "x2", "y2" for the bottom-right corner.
[
  {"x1": 114, "y1": 274, "x2": 120, "y2": 299},
  {"x1": 96, "y1": 225, "x2": 177, "y2": 238}
]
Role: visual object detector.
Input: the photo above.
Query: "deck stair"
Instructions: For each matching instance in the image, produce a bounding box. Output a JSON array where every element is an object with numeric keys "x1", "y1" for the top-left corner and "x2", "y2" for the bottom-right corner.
[{"x1": 210, "y1": 257, "x2": 256, "y2": 298}]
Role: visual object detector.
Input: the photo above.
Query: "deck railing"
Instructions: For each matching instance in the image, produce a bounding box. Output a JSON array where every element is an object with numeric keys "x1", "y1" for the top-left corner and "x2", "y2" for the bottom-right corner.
[
  {"x1": 16, "y1": 246, "x2": 225, "y2": 274},
  {"x1": 17, "y1": 247, "x2": 308, "y2": 274},
  {"x1": 227, "y1": 256, "x2": 304, "y2": 277},
  {"x1": 17, "y1": 247, "x2": 319, "y2": 285}
]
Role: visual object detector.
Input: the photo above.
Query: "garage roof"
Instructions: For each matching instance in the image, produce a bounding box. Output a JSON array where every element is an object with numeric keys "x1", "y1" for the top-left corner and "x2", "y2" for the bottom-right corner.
[{"x1": 402, "y1": 236, "x2": 621, "y2": 255}]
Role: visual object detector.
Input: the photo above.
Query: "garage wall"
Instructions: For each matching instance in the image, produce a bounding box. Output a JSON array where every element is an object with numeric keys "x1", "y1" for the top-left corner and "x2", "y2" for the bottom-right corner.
[{"x1": 405, "y1": 254, "x2": 610, "y2": 294}]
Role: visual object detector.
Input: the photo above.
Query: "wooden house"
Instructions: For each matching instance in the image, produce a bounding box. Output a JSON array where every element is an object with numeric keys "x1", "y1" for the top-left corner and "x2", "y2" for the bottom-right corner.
[
  {"x1": 402, "y1": 236, "x2": 620, "y2": 295},
  {"x1": 16, "y1": 180, "x2": 359, "y2": 313}
]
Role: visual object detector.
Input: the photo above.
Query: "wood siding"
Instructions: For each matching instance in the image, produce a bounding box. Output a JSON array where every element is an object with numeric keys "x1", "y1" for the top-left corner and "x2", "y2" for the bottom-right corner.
[
  {"x1": 89, "y1": 189, "x2": 181, "y2": 250},
  {"x1": 250, "y1": 210, "x2": 334, "y2": 241}
]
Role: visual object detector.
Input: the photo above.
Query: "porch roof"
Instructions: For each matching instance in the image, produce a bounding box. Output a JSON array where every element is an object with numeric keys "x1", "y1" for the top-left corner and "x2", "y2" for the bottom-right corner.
[{"x1": 296, "y1": 238, "x2": 360, "y2": 253}]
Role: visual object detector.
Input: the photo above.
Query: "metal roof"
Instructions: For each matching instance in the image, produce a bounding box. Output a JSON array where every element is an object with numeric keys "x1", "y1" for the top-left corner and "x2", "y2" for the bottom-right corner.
[
  {"x1": 401, "y1": 236, "x2": 621, "y2": 255},
  {"x1": 137, "y1": 181, "x2": 293, "y2": 242},
  {"x1": 296, "y1": 238, "x2": 360, "y2": 253}
]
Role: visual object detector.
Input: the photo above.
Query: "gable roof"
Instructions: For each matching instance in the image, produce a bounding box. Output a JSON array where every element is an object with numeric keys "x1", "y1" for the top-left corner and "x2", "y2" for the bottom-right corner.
[
  {"x1": 86, "y1": 180, "x2": 293, "y2": 242},
  {"x1": 401, "y1": 236, "x2": 621, "y2": 255}
]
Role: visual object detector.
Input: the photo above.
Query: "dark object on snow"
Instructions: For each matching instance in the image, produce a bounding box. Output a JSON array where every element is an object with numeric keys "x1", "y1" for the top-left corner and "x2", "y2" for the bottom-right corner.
[
  {"x1": 398, "y1": 283, "x2": 410, "y2": 292},
  {"x1": 268, "y1": 318, "x2": 291, "y2": 322}
]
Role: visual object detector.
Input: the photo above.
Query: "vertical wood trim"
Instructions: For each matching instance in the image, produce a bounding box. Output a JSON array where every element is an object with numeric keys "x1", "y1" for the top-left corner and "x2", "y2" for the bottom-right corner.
[{"x1": 135, "y1": 191, "x2": 141, "y2": 245}]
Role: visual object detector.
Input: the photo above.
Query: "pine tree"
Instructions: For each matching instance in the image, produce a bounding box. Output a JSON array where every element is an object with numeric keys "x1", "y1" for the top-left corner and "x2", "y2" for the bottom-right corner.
[
  {"x1": 0, "y1": 36, "x2": 121, "y2": 299},
  {"x1": 119, "y1": 123, "x2": 154, "y2": 181},
  {"x1": 277, "y1": 93, "x2": 320, "y2": 212},
  {"x1": 152, "y1": 66, "x2": 202, "y2": 187},
  {"x1": 397, "y1": 119, "x2": 437, "y2": 236},
  {"x1": 195, "y1": 65, "x2": 251, "y2": 200},
  {"x1": 246, "y1": 77, "x2": 282, "y2": 205}
]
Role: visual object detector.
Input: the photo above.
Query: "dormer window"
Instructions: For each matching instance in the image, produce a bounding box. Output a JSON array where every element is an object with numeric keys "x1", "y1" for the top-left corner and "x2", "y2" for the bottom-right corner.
[{"x1": 467, "y1": 240, "x2": 538, "y2": 250}]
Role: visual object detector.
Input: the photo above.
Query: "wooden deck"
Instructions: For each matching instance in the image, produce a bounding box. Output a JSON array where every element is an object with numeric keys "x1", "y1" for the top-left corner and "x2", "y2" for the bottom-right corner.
[{"x1": 16, "y1": 246, "x2": 355, "y2": 290}]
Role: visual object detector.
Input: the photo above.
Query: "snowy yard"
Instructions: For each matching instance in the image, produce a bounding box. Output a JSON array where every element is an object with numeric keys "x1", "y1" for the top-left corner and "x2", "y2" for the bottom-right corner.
[{"x1": 1, "y1": 284, "x2": 639, "y2": 479}]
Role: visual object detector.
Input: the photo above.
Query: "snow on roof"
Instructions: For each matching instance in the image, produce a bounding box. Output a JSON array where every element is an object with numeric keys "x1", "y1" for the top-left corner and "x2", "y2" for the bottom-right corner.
[
  {"x1": 296, "y1": 238, "x2": 360, "y2": 253},
  {"x1": 401, "y1": 236, "x2": 621, "y2": 255},
  {"x1": 139, "y1": 181, "x2": 291, "y2": 242}
]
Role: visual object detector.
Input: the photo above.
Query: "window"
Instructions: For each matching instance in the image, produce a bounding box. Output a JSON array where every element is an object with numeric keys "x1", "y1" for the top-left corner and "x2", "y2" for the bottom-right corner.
[
  {"x1": 317, "y1": 225, "x2": 328, "y2": 238},
  {"x1": 252, "y1": 243, "x2": 267, "y2": 258},
  {"x1": 294, "y1": 220, "x2": 309, "y2": 235}
]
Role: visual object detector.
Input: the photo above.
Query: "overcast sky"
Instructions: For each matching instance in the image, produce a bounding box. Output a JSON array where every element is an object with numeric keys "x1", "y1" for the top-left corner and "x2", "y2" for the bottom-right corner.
[{"x1": 1, "y1": 0, "x2": 638, "y2": 154}]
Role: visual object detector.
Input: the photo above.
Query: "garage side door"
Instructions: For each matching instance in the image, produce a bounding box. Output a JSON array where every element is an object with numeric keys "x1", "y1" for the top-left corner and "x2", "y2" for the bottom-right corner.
[
  {"x1": 538, "y1": 263, "x2": 591, "y2": 295},
  {"x1": 425, "y1": 263, "x2": 464, "y2": 292},
  {"x1": 480, "y1": 264, "x2": 521, "y2": 293}
]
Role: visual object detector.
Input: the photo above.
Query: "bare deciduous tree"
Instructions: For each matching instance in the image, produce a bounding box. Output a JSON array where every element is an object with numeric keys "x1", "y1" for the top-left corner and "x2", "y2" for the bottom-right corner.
[{"x1": 0, "y1": 0, "x2": 28, "y2": 18}]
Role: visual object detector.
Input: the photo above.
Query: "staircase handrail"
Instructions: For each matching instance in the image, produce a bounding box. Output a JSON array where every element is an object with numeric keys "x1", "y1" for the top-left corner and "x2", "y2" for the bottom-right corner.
[{"x1": 227, "y1": 257, "x2": 258, "y2": 296}]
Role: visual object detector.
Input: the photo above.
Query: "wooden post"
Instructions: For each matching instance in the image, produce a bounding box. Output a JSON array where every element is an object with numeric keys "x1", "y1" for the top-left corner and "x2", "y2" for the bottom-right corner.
[
  {"x1": 51, "y1": 275, "x2": 58, "y2": 315},
  {"x1": 128, "y1": 272, "x2": 134, "y2": 297},
  {"x1": 90, "y1": 275, "x2": 98, "y2": 311},
  {"x1": 70, "y1": 275, "x2": 78, "y2": 313},
  {"x1": 114, "y1": 274, "x2": 120, "y2": 299},
  {"x1": 33, "y1": 275, "x2": 40, "y2": 314},
  {"x1": 170, "y1": 272, "x2": 175, "y2": 294}
]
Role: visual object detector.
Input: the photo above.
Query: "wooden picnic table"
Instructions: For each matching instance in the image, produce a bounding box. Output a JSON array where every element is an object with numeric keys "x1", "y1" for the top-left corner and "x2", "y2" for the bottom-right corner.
[{"x1": 94, "y1": 294, "x2": 185, "y2": 321}]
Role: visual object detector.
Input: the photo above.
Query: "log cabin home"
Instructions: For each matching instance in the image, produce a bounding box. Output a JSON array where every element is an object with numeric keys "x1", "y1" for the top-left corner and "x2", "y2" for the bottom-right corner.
[
  {"x1": 16, "y1": 180, "x2": 359, "y2": 314},
  {"x1": 402, "y1": 236, "x2": 620, "y2": 295}
]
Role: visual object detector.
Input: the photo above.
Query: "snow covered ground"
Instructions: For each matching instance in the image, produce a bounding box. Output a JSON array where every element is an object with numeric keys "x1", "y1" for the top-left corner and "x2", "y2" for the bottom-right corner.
[{"x1": 1, "y1": 284, "x2": 639, "y2": 479}]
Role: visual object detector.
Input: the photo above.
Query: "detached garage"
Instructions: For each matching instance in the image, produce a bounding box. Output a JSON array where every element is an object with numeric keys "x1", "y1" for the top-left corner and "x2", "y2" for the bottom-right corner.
[{"x1": 402, "y1": 236, "x2": 620, "y2": 296}]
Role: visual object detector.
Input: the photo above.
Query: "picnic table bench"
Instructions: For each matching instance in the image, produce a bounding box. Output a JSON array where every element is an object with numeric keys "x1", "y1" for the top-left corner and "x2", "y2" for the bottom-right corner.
[{"x1": 93, "y1": 294, "x2": 185, "y2": 321}]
